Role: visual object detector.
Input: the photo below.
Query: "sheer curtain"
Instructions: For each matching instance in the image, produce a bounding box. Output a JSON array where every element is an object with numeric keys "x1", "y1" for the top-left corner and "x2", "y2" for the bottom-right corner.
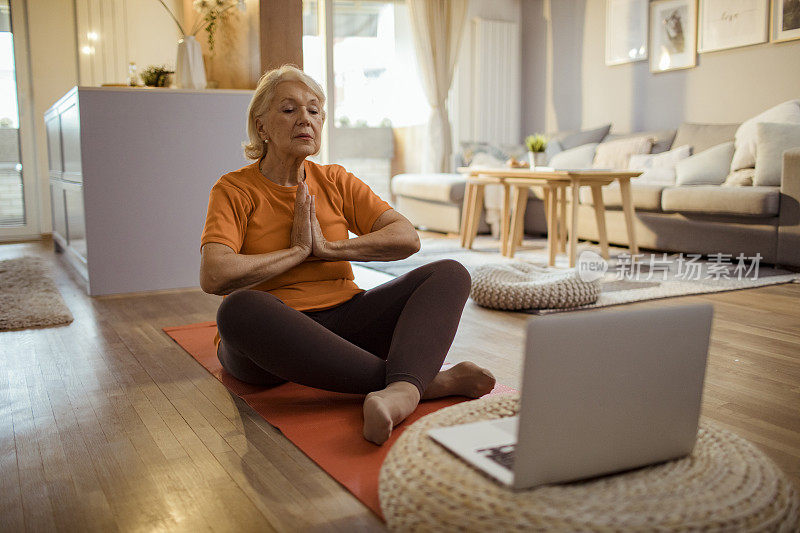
[{"x1": 407, "y1": 0, "x2": 468, "y2": 173}]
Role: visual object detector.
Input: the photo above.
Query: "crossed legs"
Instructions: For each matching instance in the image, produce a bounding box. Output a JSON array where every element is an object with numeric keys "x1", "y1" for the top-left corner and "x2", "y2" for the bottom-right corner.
[{"x1": 216, "y1": 260, "x2": 495, "y2": 444}]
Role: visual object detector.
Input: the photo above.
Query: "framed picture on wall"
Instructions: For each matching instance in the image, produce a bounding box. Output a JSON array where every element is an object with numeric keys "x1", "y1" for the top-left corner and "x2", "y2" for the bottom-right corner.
[
  {"x1": 649, "y1": 0, "x2": 698, "y2": 72},
  {"x1": 771, "y1": 0, "x2": 800, "y2": 42},
  {"x1": 605, "y1": 0, "x2": 649, "y2": 65},
  {"x1": 698, "y1": 0, "x2": 769, "y2": 52}
]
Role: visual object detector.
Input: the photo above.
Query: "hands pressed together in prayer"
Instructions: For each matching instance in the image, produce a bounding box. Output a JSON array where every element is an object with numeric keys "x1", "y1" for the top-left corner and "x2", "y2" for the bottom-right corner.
[{"x1": 290, "y1": 181, "x2": 332, "y2": 260}]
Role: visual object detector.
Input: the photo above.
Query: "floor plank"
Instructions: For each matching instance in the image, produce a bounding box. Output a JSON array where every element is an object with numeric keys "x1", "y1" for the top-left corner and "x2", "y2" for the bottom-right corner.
[{"x1": 0, "y1": 238, "x2": 798, "y2": 531}]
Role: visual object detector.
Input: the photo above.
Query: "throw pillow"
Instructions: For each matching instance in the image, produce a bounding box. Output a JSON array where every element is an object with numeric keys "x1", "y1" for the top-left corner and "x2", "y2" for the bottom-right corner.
[
  {"x1": 592, "y1": 136, "x2": 654, "y2": 169},
  {"x1": 754, "y1": 122, "x2": 800, "y2": 186},
  {"x1": 468, "y1": 151, "x2": 506, "y2": 168},
  {"x1": 548, "y1": 143, "x2": 599, "y2": 169},
  {"x1": 550, "y1": 124, "x2": 611, "y2": 151},
  {"x1": 731, "y1": 99, "x2": 800, "y2": 172},
  {"x1": 675, "y1": 141, "x2": 735, "y2": 186},
  {"x1": 605, "y1": 129, "x2": 677, "y2": 154},
  {"x1": 544, "y1": 139, "x2": 563, "y2": 163},
  {"x1": 722, "y1": 168, "x2": 755, "y2": 187},
  {"x1": 629, "y1": 144, "x2": 691, "y2": 184},
  {"x1": 672, "y1": 122, "x2": 739, "y2": 155}
]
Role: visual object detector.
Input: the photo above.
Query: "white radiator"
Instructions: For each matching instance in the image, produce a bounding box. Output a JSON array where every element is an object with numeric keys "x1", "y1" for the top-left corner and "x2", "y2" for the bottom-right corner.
[{"x1": 470, "y1": 17, "x2": 521, "y2": 145}]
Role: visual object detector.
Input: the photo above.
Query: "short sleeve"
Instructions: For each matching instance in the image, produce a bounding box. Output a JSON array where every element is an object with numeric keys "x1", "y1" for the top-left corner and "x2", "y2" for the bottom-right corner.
[
  {"x1": 200, "y1": 183, "x2": 252, "y2": 252},
  {"x1": 338, "y1": 167, "x2": 392, "y2": 235}
]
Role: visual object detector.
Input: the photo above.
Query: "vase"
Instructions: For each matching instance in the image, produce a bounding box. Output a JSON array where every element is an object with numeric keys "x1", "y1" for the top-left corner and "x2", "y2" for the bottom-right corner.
[
  {"x1": 528, "y1": 151, "x2": 547, "y2": 169},
  {"x1": 176, "y1": 36, "x2": 207, "y2": 89}
]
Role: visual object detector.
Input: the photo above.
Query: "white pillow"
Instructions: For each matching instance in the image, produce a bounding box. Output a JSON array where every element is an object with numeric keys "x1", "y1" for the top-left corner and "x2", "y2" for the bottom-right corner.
[
  {"x1": 629, "y1": 145, "x2": 691, "y2": 184},
  {"x1": 593, "y1": 136, "x2": 653, "y2": 169},
  {"x1": 731, "y1": 99, "x2": 800, "y2": 172},
  {"x1": 675, "y1": 142, "x2": 735, "y2": 186},
  {"x1": 549, "y1": 143, "x2": 598, "y2": 169},
  {"x1": 754, "y1": 122, "x2": 800, "y2": 186},
  {"x1": 468, "y1": 151, "x2": 505, "y2": 168}
]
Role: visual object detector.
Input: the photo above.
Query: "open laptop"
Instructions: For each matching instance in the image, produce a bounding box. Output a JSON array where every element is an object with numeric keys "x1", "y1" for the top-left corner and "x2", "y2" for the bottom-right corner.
[{"x1": 428, "y1": 303, "x2": 713, "y2": 490}]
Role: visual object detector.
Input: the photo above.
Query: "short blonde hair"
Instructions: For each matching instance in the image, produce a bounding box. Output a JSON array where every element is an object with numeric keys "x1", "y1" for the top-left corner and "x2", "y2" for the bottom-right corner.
[{"x1": 243, "y1": 64, "x2": 326, "y2": 160}]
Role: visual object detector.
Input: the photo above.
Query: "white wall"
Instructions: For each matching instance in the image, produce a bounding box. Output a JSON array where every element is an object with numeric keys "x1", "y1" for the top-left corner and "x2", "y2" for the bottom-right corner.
[
  {"x1": 521, "y1": 0, "x2": 800, "y2": 136},
  {"x1": 27, "y1": 0, "x2": 80, "y2": 234},
  {"x1": 125, "y1": 0, "x2": 184, "y2": 75}
]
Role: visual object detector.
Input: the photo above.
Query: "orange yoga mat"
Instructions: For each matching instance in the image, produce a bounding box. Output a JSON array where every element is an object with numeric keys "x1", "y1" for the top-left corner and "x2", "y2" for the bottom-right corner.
[{"x1": 163, "y1": 321, "x2": 514, "y2": 519}]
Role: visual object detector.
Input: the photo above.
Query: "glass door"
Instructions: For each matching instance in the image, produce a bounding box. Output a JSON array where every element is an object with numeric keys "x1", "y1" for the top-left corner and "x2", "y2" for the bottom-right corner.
[
  {"x1": 303, "y1": 0, "x2": 430, "y2": 202},
  {"x1": 0, "y1": 0, "x2": 39, "y2": 240}
]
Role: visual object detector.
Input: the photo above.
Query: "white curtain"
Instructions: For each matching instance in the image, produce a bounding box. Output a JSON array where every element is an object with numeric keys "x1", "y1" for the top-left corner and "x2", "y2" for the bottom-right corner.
[{"x1": 407, "y1": 0, "x2": 468, "y2": 173}]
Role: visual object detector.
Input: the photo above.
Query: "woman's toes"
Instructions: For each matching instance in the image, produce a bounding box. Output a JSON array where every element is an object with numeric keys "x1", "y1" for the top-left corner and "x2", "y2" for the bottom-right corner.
[
  {"x1": 453, "y1": 361, "x2": 496, "y2": 398},
  {"x1": 363, "y1": 393, "x2": 393, "y2": 445}
]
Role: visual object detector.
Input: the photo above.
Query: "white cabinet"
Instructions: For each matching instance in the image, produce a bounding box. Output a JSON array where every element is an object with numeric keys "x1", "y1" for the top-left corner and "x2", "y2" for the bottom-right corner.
[
  {"x1": 46, "y1": 88, "x2": 87, "y2": 280},
  {"x1": 45, "y1": 86, "x2": 253, "y2": 295}
]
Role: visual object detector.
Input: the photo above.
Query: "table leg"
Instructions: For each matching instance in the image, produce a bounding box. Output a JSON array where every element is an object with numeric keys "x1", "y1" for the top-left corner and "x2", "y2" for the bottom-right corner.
[
  {"x1": 558, "y1": 185, "x2": 567, "y2": 253},
  {"x1": 547, "y1": 187, "x2": 558, "y2": 266},
  {"x1": 466, "y1": 184, "x2": 485, "y2": 249},
  {"x1": 459, "y1": 182, "x2": 475, "y2": 248},
  {"x1": 569, "y1": 182, "x2": 580, "y2": 267},
  {"x1": 508, "y1": 186, "x2": 529, "y2": 258},
  {"x1": 500, "y1": 183, "x2": 511, "y2": 256},
  {"x1": 590, "y1": 184, "x2": 610, "y2": 260},
  {"x1": 618, "y1": 177, "x2": 639, "y2": 256}
]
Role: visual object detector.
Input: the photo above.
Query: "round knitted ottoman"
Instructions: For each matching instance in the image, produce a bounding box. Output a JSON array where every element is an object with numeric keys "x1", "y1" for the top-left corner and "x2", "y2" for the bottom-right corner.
[
  {"x1": 470, "y1": 262, "x2": 600, "y2": 310},
  {"x1": 379, "y1": 394, "x2": 800, "y2": 532}
]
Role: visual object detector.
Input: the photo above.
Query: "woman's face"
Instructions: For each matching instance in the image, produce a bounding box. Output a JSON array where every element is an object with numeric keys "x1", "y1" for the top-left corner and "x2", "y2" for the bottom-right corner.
[{"x1": 258, "y1": 80, "x2": 324, "y2": 160}]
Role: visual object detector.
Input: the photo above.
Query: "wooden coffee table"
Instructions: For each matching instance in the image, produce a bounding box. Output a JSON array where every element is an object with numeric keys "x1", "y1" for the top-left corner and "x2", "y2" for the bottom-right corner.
[{"x1": 458, "y1": 167, "x2": 642, "y2": 267}]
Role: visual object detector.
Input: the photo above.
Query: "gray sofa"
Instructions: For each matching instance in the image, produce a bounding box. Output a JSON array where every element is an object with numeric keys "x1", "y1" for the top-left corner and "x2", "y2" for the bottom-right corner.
[{"x1": 391, "y1": 123, "x2": 800, "y2": 268}]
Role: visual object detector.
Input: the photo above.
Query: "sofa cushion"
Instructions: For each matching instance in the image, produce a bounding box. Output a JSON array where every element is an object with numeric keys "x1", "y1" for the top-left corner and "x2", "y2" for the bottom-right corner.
[
  {"x1": 754, "y1": 122, "x2": 800, "y2": 186},
  {"x1": 549, "y1": 143, "x2": 598, "y2": 169},
  {"x1": 391, "y1": 173, "x2": 466, "y2": 204},
  {"x1": 722, "y1": 168, "x2": 755, "y2": 187},
  {"x1": 731, "y1": 99, "x2": 800, "y2": 172},
  {"x1": 550, "y1": 124, "x2": 611, "y2": 151},
  {"x1": 672, "y1": 122, "x2": 739, "y2": 155},
  {"x1": 593, "y1": 136, "x2": 654, "y2": 169},
  {"x1": 661, "y1": 186, "x2": 780, "y2": 217},
  {"x1": 629, "y1": 144, "x2": 691, "y2": 184},
  {"x1": 675, "y1": 142, "x2": 735, "y2": 186},
  {"x1": 456, "y1": 142, "x2": 526, "y2": 168},
  {"x1": 579, "y1": 182, "x2": 665, "y2": 211},
  {"x1": 603, "y1": 129, "x2": 677, "y2": 154}
]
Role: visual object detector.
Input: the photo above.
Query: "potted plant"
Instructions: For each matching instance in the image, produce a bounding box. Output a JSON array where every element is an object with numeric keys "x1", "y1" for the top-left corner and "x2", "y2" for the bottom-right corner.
[
  {"x1": 140, "y1": 65, "x2": 173, "y2": 87},
  {"x1": 525, "y1": 134, "x2": 548, "y2": 169}
]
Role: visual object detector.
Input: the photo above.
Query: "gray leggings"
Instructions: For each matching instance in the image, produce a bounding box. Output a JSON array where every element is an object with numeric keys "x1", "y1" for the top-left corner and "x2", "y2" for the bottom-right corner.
[{"x1": 216, "y1": 259, "x2": 471, "y2": 396}]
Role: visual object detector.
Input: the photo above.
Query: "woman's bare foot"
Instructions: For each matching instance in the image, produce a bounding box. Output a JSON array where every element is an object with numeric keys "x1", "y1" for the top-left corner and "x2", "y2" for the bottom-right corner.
[
  {"x1": 363, "y1": 381, "x2": 421, "y2": 445},
  {"x1": 422, "y1": 361, "x2": 496, "y2": 400}
]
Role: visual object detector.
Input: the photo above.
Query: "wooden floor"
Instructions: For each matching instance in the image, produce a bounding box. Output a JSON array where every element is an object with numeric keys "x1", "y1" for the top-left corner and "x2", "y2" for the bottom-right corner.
[{"x1": 1, "y1": 238, "x2": 799, "y2": 531}]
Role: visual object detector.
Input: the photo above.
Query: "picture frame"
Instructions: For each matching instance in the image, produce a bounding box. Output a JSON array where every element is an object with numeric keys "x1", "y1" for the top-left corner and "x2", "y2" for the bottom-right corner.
[
  {"x1": 650, "y1": 0, "x2": 698, "y2": 73},
  {"x1": 605, "y1": 0, "x2": 649, "y2": 65},
  {"x1": 698, "y1": 0, "x2": 769, "y2": 53},
  {"x1": 771, "y1": 0, "x2": 800, "y2": 42}
]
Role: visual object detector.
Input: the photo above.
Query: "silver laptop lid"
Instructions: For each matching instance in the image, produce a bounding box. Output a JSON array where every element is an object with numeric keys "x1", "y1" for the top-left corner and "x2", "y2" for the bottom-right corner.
[{"x1": 513, "y1": 303, "x2": 713, "y2": 489}]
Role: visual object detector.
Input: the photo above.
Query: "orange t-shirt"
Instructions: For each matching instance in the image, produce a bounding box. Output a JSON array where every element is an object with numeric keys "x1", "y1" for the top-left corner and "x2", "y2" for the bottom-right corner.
[{"x1": 201, "y1": 159, "x2": 392, "y2": 346}]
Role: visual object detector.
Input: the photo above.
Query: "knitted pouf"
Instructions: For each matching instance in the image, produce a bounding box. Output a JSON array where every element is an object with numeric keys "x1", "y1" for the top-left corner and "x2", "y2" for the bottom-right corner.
[
  {"x1": 470, "y1": 262, "x2": 600, "y2": 310},
  {"x1": 379, "y1": 394, "x2": 800, "y2": 532}
]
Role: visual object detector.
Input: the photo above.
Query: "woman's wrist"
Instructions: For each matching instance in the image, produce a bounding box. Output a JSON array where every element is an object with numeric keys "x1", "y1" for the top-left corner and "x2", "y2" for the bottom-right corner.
[{"x1": 291, "y1": 243, "x2": 312, "y2": 260}]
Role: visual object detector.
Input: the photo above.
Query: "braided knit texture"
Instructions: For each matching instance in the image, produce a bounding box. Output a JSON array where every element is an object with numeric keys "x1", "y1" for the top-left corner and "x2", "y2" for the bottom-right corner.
[
  {"x1": 470, "y1": 262, "x2": 600, "y2": 310},
  {"x1": 379, "y1": 394, "x2": 800, "y2": 532}
]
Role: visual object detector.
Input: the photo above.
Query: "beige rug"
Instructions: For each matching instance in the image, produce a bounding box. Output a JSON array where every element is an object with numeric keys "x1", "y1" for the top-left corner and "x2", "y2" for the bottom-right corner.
[
  {"x1": 0, "y1": 256, "x2": 73, "y2": 331},
  {"x1": 355, "y1": 236, "x2": 800, "y2": 313}
]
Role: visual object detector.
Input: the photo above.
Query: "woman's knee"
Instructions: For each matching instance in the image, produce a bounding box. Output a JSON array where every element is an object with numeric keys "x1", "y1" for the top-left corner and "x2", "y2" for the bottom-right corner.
[
  {"x1": 426, "y1": 259, "x2": 472, "y2": 296},
  {"x1": 216, "y1": 290, "x2": 283, "y2": 338}
]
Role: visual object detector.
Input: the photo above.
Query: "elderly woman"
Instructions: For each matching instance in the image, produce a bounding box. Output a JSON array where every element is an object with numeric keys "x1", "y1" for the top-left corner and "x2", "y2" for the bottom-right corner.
[{"x1": 200, "y1": 65, "x2": 494, "y2": 445}]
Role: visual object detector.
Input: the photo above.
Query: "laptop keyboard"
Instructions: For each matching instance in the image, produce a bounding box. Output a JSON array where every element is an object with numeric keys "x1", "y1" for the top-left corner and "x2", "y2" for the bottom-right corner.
[{"x1": 475, "y1": 444, "x2": 516, "y2": 470}]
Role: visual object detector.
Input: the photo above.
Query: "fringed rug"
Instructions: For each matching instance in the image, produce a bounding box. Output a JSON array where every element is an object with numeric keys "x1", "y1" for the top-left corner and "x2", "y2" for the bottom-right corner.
[
  {"x1": 0, "y1": 256, "x2": 73, "y2": 331},
  {"x1": 354, "y1": 236, "x2": 800, "y2": 313}
]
